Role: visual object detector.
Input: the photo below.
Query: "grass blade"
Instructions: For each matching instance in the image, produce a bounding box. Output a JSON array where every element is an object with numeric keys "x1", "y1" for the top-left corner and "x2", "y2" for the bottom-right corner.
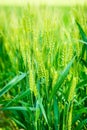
[
  {"x1": 11, "y1": 117, "x2": 26, "y2": 129},
  {"x1": 76, "y1": 20, "x2": 87, "y2": 41},
  {"x1": 0, "y1": 106, "x2": 36, "y2": 111},
  {"x1": 0, "y1": 73, "x2": 26, "y2": 97},
  {"x1": 38, "y1": 93, "x2": 48, "y2": 124},
  {"x1": 76, "y1": 21, "x2": 87, "y2": 58},
  {"x1": 5, "y1": 88, "x2": 30, "y2": 107},
  {"x1": 53, "y1": 96, "x2": 59, "y2": 130},
  {"x1": 49, "y1": 56, "x2": 76, "y2": 101}
]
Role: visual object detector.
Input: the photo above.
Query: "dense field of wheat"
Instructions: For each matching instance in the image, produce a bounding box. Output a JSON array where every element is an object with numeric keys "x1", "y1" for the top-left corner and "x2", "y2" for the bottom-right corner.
[{"x1": 0, "y1": 4, "x2": 87, "y2": 130}]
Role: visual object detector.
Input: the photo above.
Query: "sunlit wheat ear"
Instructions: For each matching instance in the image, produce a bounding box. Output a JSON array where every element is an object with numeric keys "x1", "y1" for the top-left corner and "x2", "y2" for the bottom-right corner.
[
  {"x1": 35, "y1": 49, "x2": 46, "y2": 79},
  {"x1": 51, "y1": 68, "x2": 58, "y2": 88},
  {"x1": 68, "y1": 77, "x2": 77, "y2": 102},
  {"x1": 45, "y1": 69, "x2": 49, "y2": 87},
  {"x1": 61, "y1": 44, "x2": 67, "y2": 67},
  {"x1": 29, "y1": 69, "x2": 38, "y2": 97}
]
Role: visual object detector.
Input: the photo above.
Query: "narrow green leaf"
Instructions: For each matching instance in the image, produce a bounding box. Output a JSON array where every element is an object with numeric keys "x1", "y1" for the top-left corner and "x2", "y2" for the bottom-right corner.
[
  {"x1": 49, "y1": 56, "x2": 76, "y2": 101},
  {"x1": 1, "y1": 106, "x2": 28, "y2": 111},
  {"x1": 53, "y1": 96, "x2": 59, "y2": 130},
  {"x1": 35, "y1": 101, "x2": 40, "y2": 130},
  {"x1": 76, "y1": 21, "x2": 87, "y2": 58},
  {"x1": 38, "y1": 93, "x2": 48, "y2": 124},
  {"x1": 5, "y1": 88, "x2": 30, "y2": 107},
  {"x1": 0, "y1": 106, "x2": 36, "y2": 111},
  {"x1": 76, "y1": 20, "x2": 87, "y2": 41},
  {"x1": 0, "y1": 73, "x2": 26, "y2": 97},
  {"x1": 11, "y1": 117, "x2": 26, "y2": 129},
  {"x1": 78, "y1": 39, "x2": 87, "y2": 45}
]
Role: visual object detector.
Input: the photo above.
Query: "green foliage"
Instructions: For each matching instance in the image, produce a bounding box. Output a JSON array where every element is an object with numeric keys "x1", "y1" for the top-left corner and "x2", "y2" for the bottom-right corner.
[{"x1": 0, "y1": 4, "x2": 87, "y2": 130}]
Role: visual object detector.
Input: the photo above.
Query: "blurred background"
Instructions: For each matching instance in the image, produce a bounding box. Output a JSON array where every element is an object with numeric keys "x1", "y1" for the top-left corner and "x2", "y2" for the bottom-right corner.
[{"x1": 0, "y1": 0, "x2": 87, "y2": 6}]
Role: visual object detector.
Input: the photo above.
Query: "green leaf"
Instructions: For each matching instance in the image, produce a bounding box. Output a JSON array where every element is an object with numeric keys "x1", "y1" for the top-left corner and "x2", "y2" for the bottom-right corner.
[
  {"x1": 0, "y1": 73, "x2": 26, "y2": 97},
  {"x1": 37, "y1": 81, "x2": 48, "y2": 124},
  {"x1": 38, "y1": 93, "x2": 48, "y2": 124},
  {"x1": 5, "y1": 88, "x2": 30, "y2": 107},
  {"x1": 0, "y1": 106, "x2": 36, "y2": 111},
  {"x1": 49, "y1": 56, "x2": 76, "y2": 101},
  {"x1": 1, "y1": 106, "x2": 28, "y2": 111},
  {"x1": 53, "y1": 96, "x2": 59, "y2": 130},
  {"x1": 11, "y1": 117, "x2": 26, "y2": 129},
  {"x1": 76, "y1": 21, "x2": 87, "y2": 58},
  {"x1": 78, "y1": 39, "x2": 87, "y2": 45},
  {"x1": 76, "y1": 20, "x2": 87, "y2": 42}
]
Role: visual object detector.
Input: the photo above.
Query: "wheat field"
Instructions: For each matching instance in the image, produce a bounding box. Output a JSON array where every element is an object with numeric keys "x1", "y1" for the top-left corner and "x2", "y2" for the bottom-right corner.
[{"x1": 0, "y1": 2, "x2": 87, "y2": 130}]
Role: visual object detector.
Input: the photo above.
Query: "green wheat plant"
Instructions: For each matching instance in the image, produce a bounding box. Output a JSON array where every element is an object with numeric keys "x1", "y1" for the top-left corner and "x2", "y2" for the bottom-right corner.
[{"x1": 0, "y1": 4, "x2": 87, "y2": 130}]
